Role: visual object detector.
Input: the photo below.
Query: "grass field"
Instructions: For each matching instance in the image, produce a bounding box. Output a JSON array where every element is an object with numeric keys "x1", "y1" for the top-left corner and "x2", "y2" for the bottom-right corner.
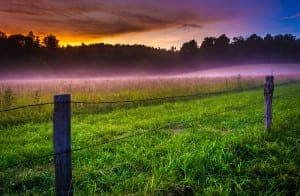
[{"x1": 0, "y1": 77, "x2": 300, "y2": 195}]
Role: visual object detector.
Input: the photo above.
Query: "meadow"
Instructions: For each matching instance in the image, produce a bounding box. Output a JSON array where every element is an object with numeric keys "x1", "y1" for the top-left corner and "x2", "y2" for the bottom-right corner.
[{"x1": 0, "y1": 75, "x2": 299, "y2": 195}]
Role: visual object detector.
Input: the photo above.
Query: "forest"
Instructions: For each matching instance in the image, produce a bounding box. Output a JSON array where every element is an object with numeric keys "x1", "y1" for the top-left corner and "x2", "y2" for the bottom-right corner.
[{"x1": 0, "y1": 31, "x2": 300, "y2": 75}]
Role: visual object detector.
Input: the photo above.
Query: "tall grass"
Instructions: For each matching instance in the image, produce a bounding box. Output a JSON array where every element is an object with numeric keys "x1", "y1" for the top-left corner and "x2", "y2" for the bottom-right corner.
[
  {"x1": 0, "y1": 76, "x2": 299, "y2": 194},
  {"x1": 0, "y1": 75, "x2": 299, "y2": 128}
]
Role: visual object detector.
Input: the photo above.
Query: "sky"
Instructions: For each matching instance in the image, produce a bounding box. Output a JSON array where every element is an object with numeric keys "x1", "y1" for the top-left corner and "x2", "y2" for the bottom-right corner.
[{"x1": 0, "y1": 0, "x2": 300, "y2": 49}]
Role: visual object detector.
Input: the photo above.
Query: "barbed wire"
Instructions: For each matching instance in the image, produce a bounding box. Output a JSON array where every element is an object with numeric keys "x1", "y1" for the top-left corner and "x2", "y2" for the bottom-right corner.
[
  {"x1": 1, "y1": 116, "x2": 207, "y2": 170},
  {"x1": 71, "y1": 94, "x2": 211, "y2": 106},
  {"x1": 0, "y1": 81, "x2": 297, "y2": 114},
  {"x1": 2, "y1": 123, "x2": 299, "y2": 181},
  {"x1": 0, "y1": 85, "x2": 263, "y2": 113},
  {"x1": 0, "y1": 102, "x2": 54, "y2": 113},
  {"x1": 0, "y1": 91, "x2": 225, "y2": 113},
  {"x1": 0, "y1": 81, "x2": 299, "y2": 195},
  {"x1": 70, "y1": 84, "x2": 272, "y2": 106},
  {"x1": 0, "y1": 96, "x2": 275, "y2": 170},
  {"x1": 1, "y1": 129, "x2": 157, "y2": 170},
  {"x1": 0, "y1": 91, "x2": 293, "y2": 170},
  {"x1": 0, "y1": 81, "x2": 298, "y2": 169},
  {"x1": 1, "y1": 104, "x2": 299, "y2": 193}
]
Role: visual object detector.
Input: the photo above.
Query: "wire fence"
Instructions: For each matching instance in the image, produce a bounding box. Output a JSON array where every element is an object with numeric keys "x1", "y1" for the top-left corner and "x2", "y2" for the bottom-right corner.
[
  {"x1": 1, "y1": 129, "x2": 152, "y2": 170},
  {"x1": 0, "y1": 83, "x2": 263, "y2": 113},
  {"x1": 0, "y1": 81, "x2": 298, "y2": 194},
  {"x1": 0, "y1": 93, "x2": 272, "y2": 170},
  {"x1": 2, "y1": 115, "x2": 298, "y2": 182},
  {"x1": 1, "y1": 80, "x2": 296, "y2": 114},
  {"x1": 0, "y1": 92, "x2": 222, "y2": 113},
  {"x1": 0, "y1": 102, "x2": 54, "y2": 113}
]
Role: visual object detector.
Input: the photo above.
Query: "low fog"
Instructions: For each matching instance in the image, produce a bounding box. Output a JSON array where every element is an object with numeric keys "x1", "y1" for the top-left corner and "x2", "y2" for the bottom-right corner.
[
  {"x1": 0, "y1": 63, "x2": 299, "y2": 82},
  {"x1": 173, "y1": 64, "x2": 300, "y2": 78},
  {"x1": 1, "y1": 32, "x2": 300, "y2": 81}
]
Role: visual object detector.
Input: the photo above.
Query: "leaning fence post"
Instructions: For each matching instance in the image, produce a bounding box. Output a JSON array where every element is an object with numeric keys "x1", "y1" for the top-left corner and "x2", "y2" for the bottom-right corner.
[
  {"x1": 53, "y1": 94, "x2": 73, "y2": 196},
  {"x1": 264, "y1": 76, "x2": 274, "y2": 131}
]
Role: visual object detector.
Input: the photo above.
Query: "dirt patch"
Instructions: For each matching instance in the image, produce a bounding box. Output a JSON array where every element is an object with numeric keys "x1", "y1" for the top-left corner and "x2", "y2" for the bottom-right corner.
[{"x1": 172, "y1": 127, "x2": 184, "y2": 133}]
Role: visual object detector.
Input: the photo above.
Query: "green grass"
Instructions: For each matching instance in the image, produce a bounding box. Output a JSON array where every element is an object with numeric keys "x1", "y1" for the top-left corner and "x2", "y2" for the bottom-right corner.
[{"x1": 0, "y1": 81, "x2": 300, "y2": 195}]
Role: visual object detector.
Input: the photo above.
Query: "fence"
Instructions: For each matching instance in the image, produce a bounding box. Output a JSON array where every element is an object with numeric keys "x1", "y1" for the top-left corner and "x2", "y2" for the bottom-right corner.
[{"x1": 0, "y1": 76, "x2": 277, "y2": 195}]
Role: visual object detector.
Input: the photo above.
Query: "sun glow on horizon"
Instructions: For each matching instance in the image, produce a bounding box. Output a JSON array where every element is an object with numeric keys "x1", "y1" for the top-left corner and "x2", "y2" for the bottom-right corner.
[{"x1": 59, "y1": 37, "x2": 107, "y2": 47}]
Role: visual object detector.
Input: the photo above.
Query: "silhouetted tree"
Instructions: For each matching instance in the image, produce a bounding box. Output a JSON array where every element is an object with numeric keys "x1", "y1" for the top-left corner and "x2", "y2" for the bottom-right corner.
[
  {"x1": 264, "y1": 34, "x2": 273, "y2": 43},
  {"x1": 43, "y1": 34, "x2": 59, "y2": 48},
  {"x1": 232, "y1": 36, "x2": 245, "y2": 49},
  {"x1": 7, "y1": 34, "x2": 26, "y2": 48},
  {"x1": 263, "y1": 34, "x2": 275, "y2": 61},
  {"x1": 215, "y1": 34, "x2": 230, "y2": 49},
  {"x1": 0, "y1": 31, "x2": 7, "y2": 47},
  {"x1": 27, "y1": 31, "x2": 40, "y2": 48},
  {"x1": 170, "y1": 46, "x2": 177, "y2": 52},
  {"x1": 214, "y1": 34, "x2": 230, "y2": 59},
  {"x1": 246, "y1": 34, "x2": 263, "y2": 50},
  {"x1": 0, "y1": 31, "x2": 7, "y2": 40},
  {"x1": 0, "y1": 30, "x2": 300, "y2": 74},
  {"x1": 0, "y1": 31, "x2": 7, "y2": 57},
  {"x1": 180, "y1": 40, "x2": 198, "y2": 57},
  {"x1": 200, "y1": 37, "x2": 216, "y2": 49},
  {"x1": 231, "y1": 36, "x2": 246, "y2": 60}
]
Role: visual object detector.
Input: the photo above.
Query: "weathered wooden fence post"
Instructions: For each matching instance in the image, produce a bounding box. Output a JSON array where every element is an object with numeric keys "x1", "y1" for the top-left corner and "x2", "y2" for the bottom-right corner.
[
  {"x1": 53, "y1": 94, "x2": 73, "y2": 196},
  {"x1": 264, "y1": 76, "x2": 274, "y2": 131}
]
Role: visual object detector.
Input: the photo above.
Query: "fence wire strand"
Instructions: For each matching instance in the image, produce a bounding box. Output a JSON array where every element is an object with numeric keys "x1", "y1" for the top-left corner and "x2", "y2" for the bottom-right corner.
[
  {"x1": 0, "y1": 102, "x2": 54, "y2": 113},
  {"x1": 0, "y1": 81, "x2": 294, "y2": 113},
  {"x1": 0, "y1": 87, "x2": 261, "y2": 114},
  {"x1": 1, "y1": 129, "x2": 155, "y2": 170},
  {"x1": 0, "y1": 82, "x2": 295, "y2": 170},
  {"x1": 0, "y1": 97, "x2": 271, "y2": 170},
  {"x1": 0, "y1": 90, "x2": 225, "y2": 113},
  {"x1": 2, "y1": 115, "x2": 211, "y2": 170}
]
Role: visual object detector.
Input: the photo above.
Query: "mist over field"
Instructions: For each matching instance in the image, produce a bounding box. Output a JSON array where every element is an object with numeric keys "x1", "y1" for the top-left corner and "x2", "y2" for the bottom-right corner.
[
  {"x1": 1, "y1": 30, "x2": 300, "y2": 81},
  {"x1": 0, "y1": 63, "x2": 299, "y2": 81},
  {"x1": 177, "y1": 63, "x2": 300, "y2": 78}
]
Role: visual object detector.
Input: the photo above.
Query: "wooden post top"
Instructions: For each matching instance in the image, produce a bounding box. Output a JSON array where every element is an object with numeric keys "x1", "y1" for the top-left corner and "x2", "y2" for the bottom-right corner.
[
  {"x1": 54, "y1": 94, "x2": 71, "y2": 103},
  {"x1": 266, "y1": 75, "x2": 274, "y2": 82},
  {"x1": 265, "y1": 76, "x2": 274, "y2": 95}
]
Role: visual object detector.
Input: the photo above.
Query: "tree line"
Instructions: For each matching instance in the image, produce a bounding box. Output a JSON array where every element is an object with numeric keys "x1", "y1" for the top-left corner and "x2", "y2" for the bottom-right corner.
[
  {"x1": 0, "y1": 31, "x2": 299, "y2": 74},
  {"x1": 181, "y1": 34, "x2": 300, "y2": 63}
]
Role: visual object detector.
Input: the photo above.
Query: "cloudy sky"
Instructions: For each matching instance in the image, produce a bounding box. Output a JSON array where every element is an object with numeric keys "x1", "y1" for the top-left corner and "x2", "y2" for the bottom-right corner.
[{"x1": 0, "y1": 0, "x2": 299, "y2": 48}]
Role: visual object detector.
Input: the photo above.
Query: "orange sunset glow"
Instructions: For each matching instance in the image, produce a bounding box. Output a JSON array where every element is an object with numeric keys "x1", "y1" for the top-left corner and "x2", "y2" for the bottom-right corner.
[{"x1": 3, "y1": 0, "x2": 298, "y2": 48}]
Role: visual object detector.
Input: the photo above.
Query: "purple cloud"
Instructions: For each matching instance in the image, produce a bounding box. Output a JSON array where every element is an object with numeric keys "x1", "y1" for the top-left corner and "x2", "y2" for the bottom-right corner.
[{"x1": 0, "y1": 0, "x2": 237, "y2": 37}]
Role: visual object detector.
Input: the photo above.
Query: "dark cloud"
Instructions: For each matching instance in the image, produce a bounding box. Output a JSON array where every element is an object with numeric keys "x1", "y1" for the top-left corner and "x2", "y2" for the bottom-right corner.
[
  {"x1": 181, "y1": 24, "x2": 203, "y2": 29},
  {"x1": 0, "y1": 0, "x2": 229, "y2": 37}
]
